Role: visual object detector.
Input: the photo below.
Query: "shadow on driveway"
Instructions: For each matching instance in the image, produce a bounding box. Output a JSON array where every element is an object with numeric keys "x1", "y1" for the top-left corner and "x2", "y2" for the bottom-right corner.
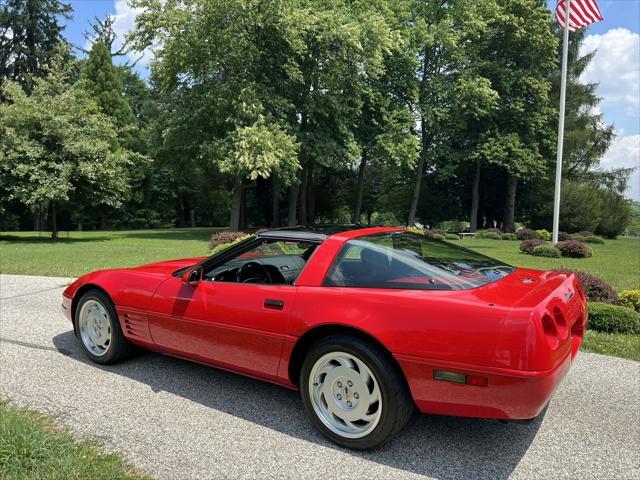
[{"x1": 52, "y1": 330, "x2": 543, "y2": 480}]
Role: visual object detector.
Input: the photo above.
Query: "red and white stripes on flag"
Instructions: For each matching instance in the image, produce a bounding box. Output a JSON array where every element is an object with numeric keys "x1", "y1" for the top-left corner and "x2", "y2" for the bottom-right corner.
[{"x1": 555, "y1": 0, "x2": 603, "y2": 31}]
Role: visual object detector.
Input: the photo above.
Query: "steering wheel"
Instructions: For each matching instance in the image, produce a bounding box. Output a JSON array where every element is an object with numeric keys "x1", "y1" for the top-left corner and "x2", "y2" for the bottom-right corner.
[{"x1": 237, "y1": 261, "x2": 273, "y2": 284}]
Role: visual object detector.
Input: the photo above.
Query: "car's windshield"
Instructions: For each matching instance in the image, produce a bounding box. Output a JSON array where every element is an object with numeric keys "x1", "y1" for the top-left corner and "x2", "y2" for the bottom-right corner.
[{"x1": 324, "y1": 231, "x2": 514, "y2": 290}]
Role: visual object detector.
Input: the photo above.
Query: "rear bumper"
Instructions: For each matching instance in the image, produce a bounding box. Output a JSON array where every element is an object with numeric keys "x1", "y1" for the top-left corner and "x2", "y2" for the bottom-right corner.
[{"x1": 396, "y1": 349, "x2": 574, "y2": 420}]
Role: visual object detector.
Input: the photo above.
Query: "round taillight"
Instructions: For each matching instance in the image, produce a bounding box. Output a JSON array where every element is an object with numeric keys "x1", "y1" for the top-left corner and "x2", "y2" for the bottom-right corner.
[
  {"x1": 541, "y1": 314, "x2": 559, "y2": 348},
  {"x1": 553, "y1": 307, "x2": 568, "y2": 339}
]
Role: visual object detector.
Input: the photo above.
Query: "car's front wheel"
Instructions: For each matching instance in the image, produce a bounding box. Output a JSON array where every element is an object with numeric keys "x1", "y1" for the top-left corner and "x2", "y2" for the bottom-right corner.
[
  {"x1": 300, "y1": 335, "x2": 414, "y2": 450},
  {"x1": 74, "y1": 289, "x2": 135, "y2": 364}
]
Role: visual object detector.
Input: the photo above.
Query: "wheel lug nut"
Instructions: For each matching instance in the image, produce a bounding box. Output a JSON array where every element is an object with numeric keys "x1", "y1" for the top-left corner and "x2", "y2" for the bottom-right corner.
[
  {"x1": 337, "y1": 381, "x2": 342, "y2": 388},
  {"x1": 347, "y1": 380, "x2": 353, "y2": 387},
  {"x1": 337, "y1": 394, "x2": 342, "y2": 400},
  {"x1": 347, "y1": 401, "x2": 352, "y2": 407},
  {"x1": 354, "y1": 393, "x2": 359, "y2": 399}
]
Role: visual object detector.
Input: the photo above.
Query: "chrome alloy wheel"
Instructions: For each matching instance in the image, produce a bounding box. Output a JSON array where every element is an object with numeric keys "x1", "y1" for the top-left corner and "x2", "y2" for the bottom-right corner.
[
  {"x1": 308, "y1": 352, "x2": 382, "y2": 439},
  {"x1": 78, "y1": 300, "x2": 112, "y2": 356}
]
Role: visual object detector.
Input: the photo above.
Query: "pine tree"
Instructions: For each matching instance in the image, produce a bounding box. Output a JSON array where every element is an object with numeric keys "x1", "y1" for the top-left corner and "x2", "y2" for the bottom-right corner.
[
  {"x1": 80, "y1": 41, "x2": 135, "y2": 129},
  {"x1": 0, "y1": 0, "x2": 71, "y2": 93}
]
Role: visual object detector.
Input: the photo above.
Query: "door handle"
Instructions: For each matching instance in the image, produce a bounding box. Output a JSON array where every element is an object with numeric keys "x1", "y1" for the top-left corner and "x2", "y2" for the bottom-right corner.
[{"x1": 264, "y1": 299, "x2": 284, "y2": 310}]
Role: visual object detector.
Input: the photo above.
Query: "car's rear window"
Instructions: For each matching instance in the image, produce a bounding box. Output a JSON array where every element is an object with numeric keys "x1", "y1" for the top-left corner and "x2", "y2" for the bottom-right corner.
[{"x1": 323, "y1": 231, "x2": 514, "y2": 290}]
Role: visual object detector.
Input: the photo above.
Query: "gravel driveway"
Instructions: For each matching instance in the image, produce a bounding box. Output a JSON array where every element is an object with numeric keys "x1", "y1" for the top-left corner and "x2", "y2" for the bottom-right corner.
[{"x1": 1, "y1": 274, "x2": 638, "y2": 480}]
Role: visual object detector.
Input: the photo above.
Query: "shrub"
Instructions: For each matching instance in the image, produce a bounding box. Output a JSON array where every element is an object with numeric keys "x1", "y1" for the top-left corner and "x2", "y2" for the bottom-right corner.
[
  {"x1": 476, "y1": 230, "x2": 502, "y2": 240},
  {"x1": 501, "y1": 233, "x2": 518, "y2": 241},
  {"x1": 617, "y1": 290, "x2": 640, "y2": 312},
  {"x1": 532, "y1": 245, "x2": 561, "y2": 258},
  {"x1": 486, "y1": 228, "x2": 502, "y2": 234},
  {"x1": 516, "y1": 228, "x2": 538, "y2": 240},
  {"x1": 576, "y1": 230, "x2": 594, "y2": 237},
  {"x1": 582, "y1": 235, "x2": 605, "y2": 244},
  {"x1": 558, "y1": 231, "x2": 572, "y2": 241},
  {"x1": 424, "y1": 228, "x2": 447, "y2": 238},
  {"x1": 432, "y1": 233, "x2": 446, "y2": 240},
  {"x1": 558, "y1": 240, "x2": 592, "y2": 258},
  {"x1": 209, "y1": 231, "x2": 251, "y2": 254},
  {"x1": 587, "y1": 303, "x2": 640, "y2": 334},
  {"x1": 554, "y1": 269, "x2": 618, "y2": 303},
  {"x1": 536, "y1": 229, "x2": 551, "y2": 241},
  {"x1": 445, "y1": 233, "x2": 460, "y2": 240},
  {"x1": 520, "y1": 239, "x2": 547, "y2": 254}
]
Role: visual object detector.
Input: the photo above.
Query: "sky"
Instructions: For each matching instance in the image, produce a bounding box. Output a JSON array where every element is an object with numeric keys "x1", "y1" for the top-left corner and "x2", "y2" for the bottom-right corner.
[{"x1": 62, "y1": 0, "x2": 640, "y2": 200}]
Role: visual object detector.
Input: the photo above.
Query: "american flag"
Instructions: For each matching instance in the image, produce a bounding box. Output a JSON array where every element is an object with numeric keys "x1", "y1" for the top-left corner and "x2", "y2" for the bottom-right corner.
[{"x1": 555, "y1": 0, "x2": 603, "y2": 31}]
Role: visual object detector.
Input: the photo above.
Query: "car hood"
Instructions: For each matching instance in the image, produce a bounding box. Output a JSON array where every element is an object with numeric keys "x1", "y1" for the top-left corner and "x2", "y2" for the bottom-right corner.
[{"x1": 132, "y1": 257, "x2": 207, "y2": 275}]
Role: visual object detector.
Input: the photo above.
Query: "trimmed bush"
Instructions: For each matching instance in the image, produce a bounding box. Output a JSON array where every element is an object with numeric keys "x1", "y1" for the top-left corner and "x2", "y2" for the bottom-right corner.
[
  {"x1": 587, "y1": 303, "x2": 640, "y2": 334},
  {"x1": 536, "y1": 229, "x2": 551, "y2": 241},
  {"x1": 582, "y1": 235, "x2": 605, "y2": 244},
  {"x1": 445, "y1": 233, "x2": 460, "y2": 240},
  {"x1": 501, "y1": 233, "x2": 518, "y2": 241},
  {"x1": 432, "y1": 233, "x2": 446, "y2": 240},
  {"x1": 520, "y1": 239, "x2": 547, "y2": 254},
  {"x1": 558, "y1": 231, "x2": 572, "y2": 241},
  {"x1": 532, "y1": 245, "x2": 561, "y2": 258},
  {"x1": 486, "y1": 228, "x2": 502, "y2": 235},
  {"x1": 617, "y1": 290, "x2": 640, "y2": 312},
  {"x1": 554, "y1": 269, "x2": 618, "y2": 303},
  {"x1": 209, "y1": 231, "x2": 251, "y2": 254},
  {"x1": 424, "y1": 228, "x2": 446, "y2": 238},
  {"x1": 558, "y1": 240, "x2": 592, "y2": 258},
  {"x1": 476, "y1": 230, "x2": 502, "y2": 240},
  {"x1": 516, "y1": 228, "x2": 538, "y2": 240},
  {"x1": 577, "y1": 230, "x2": 594, "y2": 237}
]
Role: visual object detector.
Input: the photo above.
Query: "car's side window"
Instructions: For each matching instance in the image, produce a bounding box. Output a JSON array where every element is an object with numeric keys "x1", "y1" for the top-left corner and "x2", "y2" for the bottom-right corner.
[{"x1": 204, "y1": 239, "x2": 317, "y2": 285}]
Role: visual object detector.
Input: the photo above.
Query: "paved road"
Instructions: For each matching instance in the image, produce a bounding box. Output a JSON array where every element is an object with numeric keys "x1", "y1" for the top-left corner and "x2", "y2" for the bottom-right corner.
[{"x1": 1, "y1": 274, "x2": 638, "y2": 480}]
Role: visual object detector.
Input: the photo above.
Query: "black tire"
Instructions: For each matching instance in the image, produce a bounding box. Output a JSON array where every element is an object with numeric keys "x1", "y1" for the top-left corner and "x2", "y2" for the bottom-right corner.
[
  {"x1": 300, "y1": 334, "x2": 414, "y2": 450},
  {"x1": 74, "y1": 289, "x2": 135, "y2": 364}
]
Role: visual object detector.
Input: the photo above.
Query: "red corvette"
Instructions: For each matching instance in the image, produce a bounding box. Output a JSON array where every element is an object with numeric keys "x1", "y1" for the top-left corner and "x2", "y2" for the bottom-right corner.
[{"x1": 62, "y1": 226, "x2": 587, "y2": 449}]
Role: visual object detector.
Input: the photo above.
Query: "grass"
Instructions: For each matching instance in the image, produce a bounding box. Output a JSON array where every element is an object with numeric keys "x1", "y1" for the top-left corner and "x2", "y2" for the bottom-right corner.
[
  {"x1": 1, "y1": 229, "x2": 638, "y2": 290},
  {"x1": 0, "y1": 401, "x2": 150, "y2": 480},
  {"x1": 461, "y1": 237, "x2": 640, "y2": 292},
  {"x1": 0, "y1": 228, "x2": 223, "y2": 277},
  {"x1": 580, "y1": 330, "x2": 640, "y2": 361}
]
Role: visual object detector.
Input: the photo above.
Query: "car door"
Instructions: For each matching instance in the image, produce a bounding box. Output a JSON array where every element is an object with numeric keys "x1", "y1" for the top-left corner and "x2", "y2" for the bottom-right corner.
[{"x1": 147, "y1": 239, "x2": 313, "y2": 381}]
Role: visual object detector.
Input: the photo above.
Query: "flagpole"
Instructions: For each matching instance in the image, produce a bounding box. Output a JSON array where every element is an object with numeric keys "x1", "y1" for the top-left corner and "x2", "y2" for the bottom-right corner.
[{"x1": 552, "y1": 0, "x2": 571, "y2": 245}]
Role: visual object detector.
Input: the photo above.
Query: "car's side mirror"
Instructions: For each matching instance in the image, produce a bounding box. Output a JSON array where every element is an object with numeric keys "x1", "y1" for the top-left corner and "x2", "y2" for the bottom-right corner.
[{"x1": 182, "y1": 266, "x2": 203, "y2": 287}]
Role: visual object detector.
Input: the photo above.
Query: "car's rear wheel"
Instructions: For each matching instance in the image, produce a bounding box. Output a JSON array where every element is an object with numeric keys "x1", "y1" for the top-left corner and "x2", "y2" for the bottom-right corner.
[
  {"x1": 75, "y1": 289, "x2": 135, "y2": 364},
  {"x1": 300, "y1": 334, "x2": 414, "y2": 450}
]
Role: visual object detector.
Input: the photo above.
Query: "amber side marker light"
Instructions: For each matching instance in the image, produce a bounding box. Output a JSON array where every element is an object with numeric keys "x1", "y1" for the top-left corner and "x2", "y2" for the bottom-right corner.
[{"x1": 433, "y1": 370, "x2": 488, "y2": 387}]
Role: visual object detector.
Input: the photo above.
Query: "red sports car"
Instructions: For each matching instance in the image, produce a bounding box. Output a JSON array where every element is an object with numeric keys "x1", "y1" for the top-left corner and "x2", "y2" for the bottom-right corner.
[{"x1": 62, "y1": 226, "x2": 587, "y2": 449}]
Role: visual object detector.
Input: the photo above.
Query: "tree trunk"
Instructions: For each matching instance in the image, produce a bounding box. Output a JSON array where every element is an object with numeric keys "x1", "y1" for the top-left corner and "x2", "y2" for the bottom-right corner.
[
  {"x1": 271, "y1": 174, "x2": 280, "y2": 227},
  {"x1": 470, "y1": 160, "x2": 481, "y2": 232},
  {"x1": 298, "y1": 166, "x2": 308, "y2": 225},
  {"x1": 100, "y1": 209, "x2": 108, "y2": 230},
  {"x1": 50, "y1": 202, "x2": 58, "y2": 240},
  {"x1": 287, "y1": 183, "x2": 299, "y2": 226},
  {"x1": 353, "y1": 152, "x2": 367, "y2": 224},
  {"x1": 307, "y1": 163, "x2": 316, "y2": 224},
  {"x1": 190, "y1": 209, "x2": 196, "y2": 228},
  {"x1": 408, "y1": 116, "x2": 429, "y2": 226},
  {"x1": 502, "y1": 174, "x2": 518, "y2": 233},
  {"x1": 229, "y1": 178, "x2": 243, "y2": 231}
]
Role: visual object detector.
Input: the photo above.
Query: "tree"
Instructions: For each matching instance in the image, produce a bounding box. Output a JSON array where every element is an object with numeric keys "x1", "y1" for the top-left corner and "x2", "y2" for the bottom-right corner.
[
  {"x1": 0, "y1": 0, "x2": 71, "y2": 93},
  {"x1": 80, "y1": 15, "x2": 141, "y2": 66},
  {"x1": 0, "y1": 49, "x2": 135, "y2": 238},
  {"x1": 80, "y1": 41, "x2": 135, "y2": 129}
]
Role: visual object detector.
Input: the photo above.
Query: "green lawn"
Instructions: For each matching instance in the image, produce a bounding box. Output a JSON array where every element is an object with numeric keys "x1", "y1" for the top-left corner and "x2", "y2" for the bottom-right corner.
[
  {"x1": 0, "y1": 228, "x2": 223, "y2": 277},
  {"x1": 0, "y1": 401, "x2": 150, "y2": 480},
  {"x1": 460, "y1": 237, "x2": 640, "y2": 292},
  {"x1": 580, "y1": 330, "x2": 640, "y2": 361},
  {"x1": 1, "y1": 229, "x2": 637, "y2": 290}
]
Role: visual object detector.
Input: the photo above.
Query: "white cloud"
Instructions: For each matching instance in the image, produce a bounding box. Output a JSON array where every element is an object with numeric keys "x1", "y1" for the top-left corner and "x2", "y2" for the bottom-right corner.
[
  {"x1": 580, "y1": 28, "x2": 640, "y2": 117},
  {"x1": 83, "y1": 0, "x2": 153, "y2": 67},
  {"x1": 600, "y1": 132, "x2": 640, "y2": 201},
  {"x1": 112, "y1": 0, "x2": 154, "y2": 66}
]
